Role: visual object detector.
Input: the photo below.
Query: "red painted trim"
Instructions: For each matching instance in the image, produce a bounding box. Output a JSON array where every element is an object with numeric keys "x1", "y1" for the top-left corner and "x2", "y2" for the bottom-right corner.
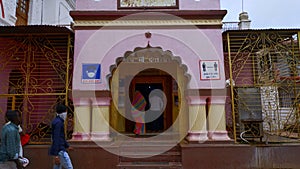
[
  {"x1": 72, "y1": 24, "x2": 223, "y2": 30},
  {"x1": 70, "y1": 10, "x2": 227, "y2": 21},
  {"x1": 0, "y1": 0, "x2": 5, "y2": 18}
]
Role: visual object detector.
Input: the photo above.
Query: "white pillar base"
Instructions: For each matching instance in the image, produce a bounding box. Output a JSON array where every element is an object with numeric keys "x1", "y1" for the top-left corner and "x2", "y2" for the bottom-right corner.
[
  {"x1": 91, "y1": 132, "x2": 112, "y2": 142},
  {"x1": 208, "y1": 131, "x2": 231, "y2": 141},
  {"x1": 72, "y1": 132, "x2": 90, "y2": 141},
  {"x1": 187, "y1": 131, "x2": 208, "y2": 142}
]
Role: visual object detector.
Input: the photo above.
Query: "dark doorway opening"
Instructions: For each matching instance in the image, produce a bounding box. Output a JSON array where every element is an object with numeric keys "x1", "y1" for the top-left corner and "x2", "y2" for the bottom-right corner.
[
  {"x1": 125, "y1": 74, "x2": 173, "y2": 134},
  {"x1": 135, "y1": 83, "x2": 164, "y2": 132}
]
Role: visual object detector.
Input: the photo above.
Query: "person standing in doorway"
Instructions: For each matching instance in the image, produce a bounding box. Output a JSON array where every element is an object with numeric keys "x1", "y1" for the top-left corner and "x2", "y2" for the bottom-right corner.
[
  {"x1": 0, "y1": 110, "x2": 22, "y2": 169},
  {"x1": 148, "y1": 89, "x2": 165, "y2": 132},
  {"x1": 49, "y1": 104, "x2": 73, "y2": 169},
  {"x1": 131, "y1": 90, "x2": 147, "y2": 135}
]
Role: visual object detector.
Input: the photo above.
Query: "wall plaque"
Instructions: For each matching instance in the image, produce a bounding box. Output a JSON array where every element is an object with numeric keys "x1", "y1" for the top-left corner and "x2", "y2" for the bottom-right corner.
[
  {"x1": 200, "y1": 60, "x2": 220, "y2": 80},
  {"x1": 118, "y1": 0, "x2": 178, "y2": 8},
  {"x1": 82, "y1": 63, "x2": 101, "y2": 84}
]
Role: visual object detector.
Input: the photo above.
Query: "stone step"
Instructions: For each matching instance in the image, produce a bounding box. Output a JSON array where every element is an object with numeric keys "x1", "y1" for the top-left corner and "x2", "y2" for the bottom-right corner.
[
  {"x1": 119, "y1": 144, "x2": 181, "y2": 157},
  {"x1": 120, "y1": 151, "x2": 181, "y2": 162},
  {"x1": 118, "y1": 143, "x2": 182, "y2": 168},
  {"x1": 117, "y1": 162, "x2": 183, "y2": 169},
  {"x1": 119, "y1": 141, "x2": 179, "y2": 147},
  {"x1": 119, "y1": 144, "x2": 180, "y2": 150},
  {"x1": 113, "y1": 132, "x2": 181, "y2": 142}
]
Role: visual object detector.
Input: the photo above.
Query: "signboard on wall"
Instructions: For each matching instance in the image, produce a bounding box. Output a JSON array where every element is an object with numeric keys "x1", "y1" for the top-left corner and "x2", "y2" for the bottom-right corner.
[
  {"x1": 82, "y1": 64, "x2": 101, "y2": 84},
  {"x1": 118, "y1": 0, "x2": 178, "y2": 8},
  {"x1": 199, "y1": 60, "x2": 220, "y2": 80}
]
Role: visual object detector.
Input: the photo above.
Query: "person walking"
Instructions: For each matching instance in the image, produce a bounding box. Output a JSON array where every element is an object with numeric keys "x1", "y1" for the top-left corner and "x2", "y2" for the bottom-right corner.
[
  {"x1": 49, "y1": 104, "x2": 73, "y2": 169},
  {"x1": 3, "y1": 110, "x2": 29, "y2": 169},
  {"x1": 0, "y1": 110, "x2": 22, "y2": 169}
]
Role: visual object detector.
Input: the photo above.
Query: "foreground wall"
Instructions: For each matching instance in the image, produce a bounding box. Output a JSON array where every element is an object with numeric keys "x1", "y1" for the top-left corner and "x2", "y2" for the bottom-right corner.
[
  {"x1": 181, "y1": 143, "x2": 300, "y2": 169},
  {"x1": 24, "y1": 143, "x2": 300, "y2": 169}
]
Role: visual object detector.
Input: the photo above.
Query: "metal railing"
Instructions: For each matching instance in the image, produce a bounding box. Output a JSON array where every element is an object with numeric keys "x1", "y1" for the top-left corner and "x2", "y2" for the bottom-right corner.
[
  {"x1": 224, "y1": 30, "x2": 300, "y2": 143},
  {"x1": 0, "y1": 30, "x2": 74, "y2": 144}
]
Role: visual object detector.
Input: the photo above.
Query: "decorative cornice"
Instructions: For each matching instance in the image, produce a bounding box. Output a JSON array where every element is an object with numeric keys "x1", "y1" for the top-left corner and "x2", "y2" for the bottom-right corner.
[
  {"x1": 70, "y1": 10, "x2": 227, "y2": 20},
  {"x1": 72, "y1": 90, "x2": 111, "y2": 98},
  {"x1": 91, "y1": 97, "x2": 112, "y2": 106},
  {"x1": 70, "y1": 10, "x2": 226, "y2": 29},
  {"x1": 186, "y1": 89, "x2": 227, "y2": 96},
  {"x1": 187, "y1": 96, "x2": 207, "y2": 105},
  {"x1": 73, "y1": 19, "x2": 222, "y2": 27}
]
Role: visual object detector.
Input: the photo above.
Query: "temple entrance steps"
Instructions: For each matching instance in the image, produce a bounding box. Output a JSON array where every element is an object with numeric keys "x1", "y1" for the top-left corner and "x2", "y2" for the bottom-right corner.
[
  {"x1": 117, "y1": 144, "x2": 182, "y2": 169},
  {"x1": 116, "y1": 134, "x2": 183, "y2": 169}
]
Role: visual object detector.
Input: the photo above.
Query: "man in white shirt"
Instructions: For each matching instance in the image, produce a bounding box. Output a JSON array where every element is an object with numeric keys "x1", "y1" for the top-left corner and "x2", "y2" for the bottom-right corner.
[{"x1": 147, "y1": 89, "x2": 166, "y2": 132}]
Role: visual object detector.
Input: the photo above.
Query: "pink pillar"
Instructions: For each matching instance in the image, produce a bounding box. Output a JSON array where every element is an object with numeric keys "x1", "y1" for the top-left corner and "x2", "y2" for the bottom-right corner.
[
  {"x1": 90, "y1": 97, "x2": 112, "y2": 141},
  {"x1": 207, "y1": 96, "x2": 231, "y2": 141},
  {"x1": 186, "y1": 96, "x2": 208, "y2": 142},
  {"x1": 72, "y1": 97, "x2": 91, "y2": 141}
]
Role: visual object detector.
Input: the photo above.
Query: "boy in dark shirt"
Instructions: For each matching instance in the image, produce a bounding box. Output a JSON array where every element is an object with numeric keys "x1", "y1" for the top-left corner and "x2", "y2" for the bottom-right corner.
[
  {"x1": 49, "y1": 104, "x2": 73, "y2": 169},
  {"x1": 0, "y1": 110, "x2": 21, "y2": 169}
]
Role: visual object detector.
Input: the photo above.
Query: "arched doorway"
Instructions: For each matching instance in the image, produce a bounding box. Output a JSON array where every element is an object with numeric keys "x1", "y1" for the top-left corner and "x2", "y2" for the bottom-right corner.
[
  {"x1": 126, "y1": 68, "x2": 176, "y2": 134},
  {"x1": 108, "y1": 46, "x2": 189, "y2": 136}
]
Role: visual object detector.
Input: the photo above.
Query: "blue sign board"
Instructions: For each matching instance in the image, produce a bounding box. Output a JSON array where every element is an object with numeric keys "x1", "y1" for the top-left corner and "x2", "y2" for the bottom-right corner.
[{"x1": 82, "y1": 64, "x2": 101, "y2": 83}]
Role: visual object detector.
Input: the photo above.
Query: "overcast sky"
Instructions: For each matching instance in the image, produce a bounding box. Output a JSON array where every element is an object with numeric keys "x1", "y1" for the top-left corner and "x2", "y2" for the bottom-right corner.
[{"x1": 220, "y1": 0, "x2": 300, "y2": 29}]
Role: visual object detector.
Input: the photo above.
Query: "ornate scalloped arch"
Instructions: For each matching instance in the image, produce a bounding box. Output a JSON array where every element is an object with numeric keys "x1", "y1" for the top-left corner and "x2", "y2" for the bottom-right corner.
[{"x1": 106, "y1": 45, "x2": 191, "y2": 84}]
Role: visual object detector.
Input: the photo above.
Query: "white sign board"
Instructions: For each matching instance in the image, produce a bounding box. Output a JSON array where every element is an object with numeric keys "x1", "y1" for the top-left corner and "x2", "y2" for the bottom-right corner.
[{"x1": 200, "y1": 60, "x2": 220, "y2": 80}]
